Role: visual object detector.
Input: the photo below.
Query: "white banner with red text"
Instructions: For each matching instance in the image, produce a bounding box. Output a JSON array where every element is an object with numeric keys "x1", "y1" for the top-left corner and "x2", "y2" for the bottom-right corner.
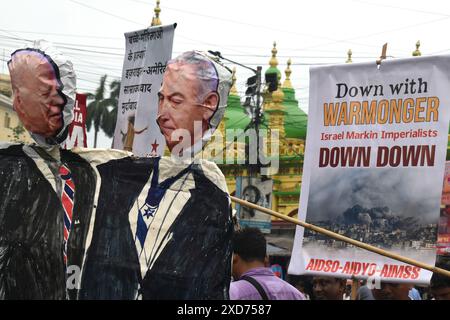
[{"x1": 289, "y1": 55, "x2": 450, "y2": 284}]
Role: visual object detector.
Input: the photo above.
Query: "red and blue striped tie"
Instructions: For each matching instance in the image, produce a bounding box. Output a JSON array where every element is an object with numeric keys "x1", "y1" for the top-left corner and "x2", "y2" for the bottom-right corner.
[{"x1": 60, "y1": 164, "x2": 75, "y2": 265}]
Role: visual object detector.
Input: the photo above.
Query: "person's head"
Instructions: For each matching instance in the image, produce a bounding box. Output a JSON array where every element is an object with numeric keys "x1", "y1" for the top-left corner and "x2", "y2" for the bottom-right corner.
[
  {"x1": 295, "y1": 281, "x2": 307, "y2": 294},
  {"x1": 430, "y1": 260, "x2": 450, "y2": 300},
  {"x1": 345, "y1": 284, "x2": 352, "y2": 295},
  {"x1": 232, "y1": 227, "x2": 267, "y2": 279},
  {"x1": 312, "y1": 276, "x2": 346, "y2": 300},
  {"x1": 9, "y1": 49, "x2": 65, "y2": 137},
  {"x1": 8, "y1": 41, "x2": 76, "y2": 148},
  {"x1": 372, "y1": 282, "x2": 413, "y2": 300},
  {"x1": 288, "y1": 274, "x2": 312, "y2": 296},
  {"x1": 243, "y1": 185, "x2": 260, "y2": 204},
  {"x1": 157, "y1": 51, "x2": 231, "y2": 152}
]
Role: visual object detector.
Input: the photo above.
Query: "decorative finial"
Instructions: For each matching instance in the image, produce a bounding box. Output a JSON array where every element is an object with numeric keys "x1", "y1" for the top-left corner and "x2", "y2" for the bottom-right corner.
[
  {"x1": 230, "y1": 67, "x2": 238, "y2": 95},
  {"x1": 151, "y1": 0, "x2": 162, "y2": 26},
  {"x1": 269, "y1": 41, "x2": 278, "y2": 68},
  {"x1": 412, "y1": 40, "x2": 421, "y2": 56},
  {"x1": 346, "y1": 49, "x2": 352, "y2": 63},
  {"x1": 272, "y1": 53, "x2": 285, "y2": 103},
  {"x1": 282, "y1": 59, "x2": 293, "y2": 89}
]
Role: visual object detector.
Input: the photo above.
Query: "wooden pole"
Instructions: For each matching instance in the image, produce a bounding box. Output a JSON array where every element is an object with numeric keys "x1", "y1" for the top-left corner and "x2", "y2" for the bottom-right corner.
[
  {"x1": 350, "y1": 277, "x2": 359, "y2": 300},
  {"x1": 230, "y1": 195, "x2": 450, "y2": 279}
]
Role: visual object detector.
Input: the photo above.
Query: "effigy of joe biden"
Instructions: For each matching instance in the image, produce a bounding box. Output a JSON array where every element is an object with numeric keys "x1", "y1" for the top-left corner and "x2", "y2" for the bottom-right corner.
[{"x1": 0, "y1": 41, "x2": 234, "y2": 300}]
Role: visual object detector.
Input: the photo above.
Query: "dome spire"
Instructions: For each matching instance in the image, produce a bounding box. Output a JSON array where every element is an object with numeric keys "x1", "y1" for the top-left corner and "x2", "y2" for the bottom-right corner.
[
  {"x1": 151, "y1": 0, "x2": 162, "y2": 26},
  {"x1": 346, "y1": 49, "x2": 352, "y2": 63},
  {"x1": 269, "y1": 41, "x2": 279, "y2": 68},
  {"x1": 264, "y1": 41, "x2": 282, "y2": 102},
  {"x1": 271, "y1": 44, "x2": 284, "y2": 103},
  {"x1": 265, "y1": 41, "x2": 281, "y2": 83},
  {"x1": 282, "y1": 59, "x2": 293, "y2": 89},
  {"x1": 230, "y1": 67, "x2": 238, "y2": 95},
  {"x1": 412, "y1": 40, "x2": 421, "y2": 56}
]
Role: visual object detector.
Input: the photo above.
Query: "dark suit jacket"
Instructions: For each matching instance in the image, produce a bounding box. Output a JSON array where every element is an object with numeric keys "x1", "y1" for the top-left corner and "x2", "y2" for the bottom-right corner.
[
  {"x1": 0, "y1": 144, "x2": 96, "y2": 299},
  {"x1": 78, "y1": 157, "x2": 233, "y2": 300}
]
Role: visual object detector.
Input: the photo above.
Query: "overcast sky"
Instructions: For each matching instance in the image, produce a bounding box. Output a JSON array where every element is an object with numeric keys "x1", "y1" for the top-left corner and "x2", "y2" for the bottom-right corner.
[{"x1": 2, "y1": 0, "x2": 450, "y2": 147}]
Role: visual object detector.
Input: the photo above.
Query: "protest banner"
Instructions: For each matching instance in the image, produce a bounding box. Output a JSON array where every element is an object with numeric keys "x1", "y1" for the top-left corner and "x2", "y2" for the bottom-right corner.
[
  {"x1": 438, "y1": 161, "x2": 450, "y2": 256},
  {"x1": 113, "y1": 24, "x2": 175, "y2": 156},
  {"x1": 63, "y1": 93, "x2": 87, "y2": 149},
  {"x1": 230, "y1": 195, "x2": 450, "y2": 280},
  {"x1": 289, "y1": 55, "x2": 450, "y2": 284},
  {"x1": 235, "y1": 176, "x2": 273, "y2": 233}
]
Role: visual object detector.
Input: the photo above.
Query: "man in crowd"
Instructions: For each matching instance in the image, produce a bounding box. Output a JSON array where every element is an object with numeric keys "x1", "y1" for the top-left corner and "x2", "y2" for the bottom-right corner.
[
  {"x1": 230, "y1": 227, "x2": 305, "y2": 300},
  {"x1": 356, "y1": 280, "x2": 375, "y2": 300},
  {"x1": 287, "y1": 274, "x2": 312, "y2": 300},
  {"x1": 372, "y1": 282, "x2": 413, "y2": 300},
  {"x1": 312, "y1": 276, "x2": 346, "y2": 300},
  {"x1": 430, "y1": 259, "x2": 450, "y2": 300}
]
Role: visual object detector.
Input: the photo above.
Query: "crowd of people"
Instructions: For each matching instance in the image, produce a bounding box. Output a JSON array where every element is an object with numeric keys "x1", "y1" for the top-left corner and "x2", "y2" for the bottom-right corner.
[{"x1": 229, "y1": 227, "x2": 450, "y2": 301}]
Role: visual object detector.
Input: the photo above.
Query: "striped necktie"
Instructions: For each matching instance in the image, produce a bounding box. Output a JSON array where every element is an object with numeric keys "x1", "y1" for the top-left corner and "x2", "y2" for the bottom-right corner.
[{"x1": 59, "y1": 164, "x2": 75, "y2": 265}]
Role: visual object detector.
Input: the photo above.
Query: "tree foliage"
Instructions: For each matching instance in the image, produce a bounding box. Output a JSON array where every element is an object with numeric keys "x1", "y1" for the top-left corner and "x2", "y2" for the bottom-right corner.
[{"x1": 86, "y1": 75, "x2": 121, "y2": 147}]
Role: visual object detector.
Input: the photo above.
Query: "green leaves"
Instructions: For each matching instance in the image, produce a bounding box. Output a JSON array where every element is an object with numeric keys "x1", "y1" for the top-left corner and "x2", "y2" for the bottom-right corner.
[{"x1": 86, "y1": 75, "x2": 121, "y2": 147}]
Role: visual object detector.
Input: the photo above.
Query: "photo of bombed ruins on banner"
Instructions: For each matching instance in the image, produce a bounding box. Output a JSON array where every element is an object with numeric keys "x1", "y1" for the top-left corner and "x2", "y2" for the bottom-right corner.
[{"x1": 304, "y1": 168, "x2": 439, "y2": 253}]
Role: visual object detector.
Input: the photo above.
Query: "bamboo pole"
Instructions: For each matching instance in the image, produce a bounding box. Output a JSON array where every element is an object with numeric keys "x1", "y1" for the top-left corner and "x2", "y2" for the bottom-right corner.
[
  {"x1": 350, "y1": 277, "x2": 359, "y2": 300},
  {"x1": 230, "y1": 195, "x2": 450, "y2": 279}
]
